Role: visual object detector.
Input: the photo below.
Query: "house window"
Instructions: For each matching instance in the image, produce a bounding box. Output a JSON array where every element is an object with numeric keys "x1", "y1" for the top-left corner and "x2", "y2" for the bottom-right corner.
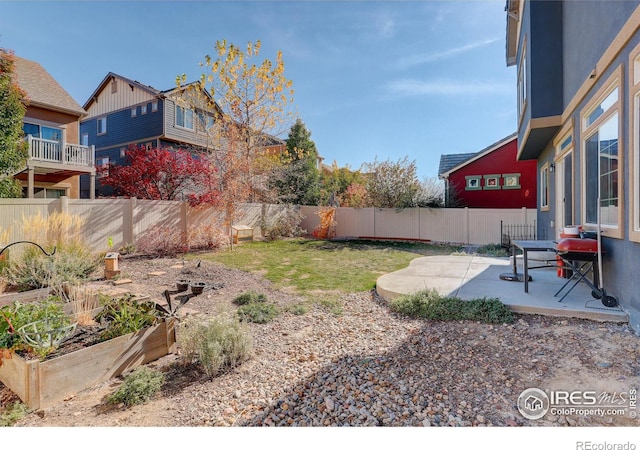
[
  {"x1": 629, "y1": 43, "x2": 640, "y2": 242},
  {"x1": 111, "y1": 79, "x2": 117, "y2": 94},
  {"x1": 23, "y1": 122, "x2": 63, "y2": 141},
  {"x1": 483, "y1": 174, "x2": 501, "y2": 190},
  {"x1": 502, "y1": 173, "x2": 521, "y2": 190},
  {"x1": 97, "y1": 156, "x2": 109, "y2": 178},
  {"x1": 81, "y1": 133, "x2": 89, "y2": 147},
  {"x1": 141, "y1": 104, "x2": 148, "y2": 115},
  {"x1": 197, "y1": 112, "x2": 215, "y2": 132},
  {"x1": 540, "y1": 163, "x2": 550, "y2": 210},
  {"x1": 585, "y1": 113, "x2": 619, "y2": 226},
  {"x1": 176, "y1": 105, "x2": 194, "y2": 129},
  {"x1": 131, "y1": 107, "x2": 137, "y2": 118},
  {"x1": 97, "y1": 117, "x2": 107, "y2": 135},
  {"x1": 581, "y1": 68, "x2": 621, "y2": 237},
  {"x1": 465, "y1": 176, "x2": 481, "y2": 191},
  {"x1": 151, "y1": 101, "x2": 158, "y2": 112},
  {"x1": 517, "y1": 41, "x2": 527, "y2": 119}
]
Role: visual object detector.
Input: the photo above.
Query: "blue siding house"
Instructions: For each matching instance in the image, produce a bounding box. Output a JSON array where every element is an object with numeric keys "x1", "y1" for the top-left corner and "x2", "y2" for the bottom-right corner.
[
  {"x1": 506, "y1": 0, "x2": 640, "y2": 331},
  {"x1": 80, "y1": 73, "x2": 221, "y2": 196}
]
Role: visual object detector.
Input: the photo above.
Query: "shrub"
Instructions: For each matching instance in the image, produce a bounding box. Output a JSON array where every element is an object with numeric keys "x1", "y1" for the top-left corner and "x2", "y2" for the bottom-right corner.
[
  {"x1": 5, "y1": 242, "x2": 99, "y2": 292},
  {"x1": 178, "y1": 315, "x2": 252, "y2": 378},
  {"x1": 108, "y1": 366, "x2": 165, "y2": 407},
  {"x1": 0, "y1": 401, "x2": 28, "y2": 427},
  {"x1": 389, "y1": 289, "x2": 514, "y2": 324},
  {"x1": 135, "y1": 225, "x2": 185, "y2": 257},
  {"x1": 476, "y1": 244, "x2": 509, "y2": 257},
  {"x1": 232, "y1": 290, "x2": 267, "y2": 305},
  {"x1": 262, "y1": 206, "x2": 306, "y2": 241},
  {"x1": 188, "y1": 223, "x2": 228, "y2": 251},
  {"x1": 237, "y1": 302, "x2": 280, "y2": 324}
]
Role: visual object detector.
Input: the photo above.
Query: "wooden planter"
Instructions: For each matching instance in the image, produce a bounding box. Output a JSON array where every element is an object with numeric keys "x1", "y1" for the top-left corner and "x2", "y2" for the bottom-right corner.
[{"x1": 0, "y1": 318, "x2": 176, "y2": 410}]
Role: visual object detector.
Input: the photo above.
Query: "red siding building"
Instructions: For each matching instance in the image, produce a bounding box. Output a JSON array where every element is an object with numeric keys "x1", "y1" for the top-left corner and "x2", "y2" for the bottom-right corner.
[{"x1": 438, "y1": 133, "x2": 537, "y2": 208}]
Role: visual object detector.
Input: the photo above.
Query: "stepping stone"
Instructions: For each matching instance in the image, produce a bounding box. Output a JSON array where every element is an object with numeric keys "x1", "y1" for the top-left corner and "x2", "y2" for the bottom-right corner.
[
  {"x1": 148, "y1": 271, "x2": 166, "y2": 277},
  {"x1": 170, "y1": 265, "x2": 184, "y2": 269},
  {"x1": 112, "y1": 278, "x2": 133, "y2": 285}
]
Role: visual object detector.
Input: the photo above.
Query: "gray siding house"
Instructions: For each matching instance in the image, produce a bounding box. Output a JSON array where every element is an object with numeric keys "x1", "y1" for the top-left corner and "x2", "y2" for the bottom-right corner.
[
  {"x1": 506, "y1": 0, "x2": 640, "y2": 331},
  {"x1": 80, "y1": 73, "x2": 222, "y2": 197}
]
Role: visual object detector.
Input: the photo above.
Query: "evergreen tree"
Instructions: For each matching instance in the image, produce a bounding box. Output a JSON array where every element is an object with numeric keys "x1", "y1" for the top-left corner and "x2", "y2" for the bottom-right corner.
[{"x1": 271, "y1": 118, "x2": 321, "y2": 205}]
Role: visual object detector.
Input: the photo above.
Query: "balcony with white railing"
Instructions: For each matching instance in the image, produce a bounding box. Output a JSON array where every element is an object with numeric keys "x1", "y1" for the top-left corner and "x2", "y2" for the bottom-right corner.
[{"x1": 27, "y1": 135, "x2": 95, "y2": 169}]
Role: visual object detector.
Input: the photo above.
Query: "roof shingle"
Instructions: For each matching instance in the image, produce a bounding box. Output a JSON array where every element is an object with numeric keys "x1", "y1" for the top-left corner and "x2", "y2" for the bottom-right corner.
[{"x1": 13, "y1": 55, "x2": 85, "y2": 117}]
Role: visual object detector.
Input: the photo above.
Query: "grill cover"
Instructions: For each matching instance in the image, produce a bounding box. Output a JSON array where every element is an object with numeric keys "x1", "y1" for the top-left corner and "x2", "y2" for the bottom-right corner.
[{"x1": 556, "y1": 238, "x2": 599, "y2": 254}]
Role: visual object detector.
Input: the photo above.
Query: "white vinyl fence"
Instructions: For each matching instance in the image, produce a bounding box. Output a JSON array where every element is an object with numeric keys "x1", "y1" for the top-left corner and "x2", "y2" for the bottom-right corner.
[
  {"x1": 0, "y1": 198, "x2": 536, "y2": 254},
  {"x1": 299, "y1": 206, "x2": 537, "y2": 246}
]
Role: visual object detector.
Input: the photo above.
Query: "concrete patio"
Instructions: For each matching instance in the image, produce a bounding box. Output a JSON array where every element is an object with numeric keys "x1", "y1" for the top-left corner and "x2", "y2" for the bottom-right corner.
[{"x1": 376, "y1": 254, "x2": 628, "y2": 323}]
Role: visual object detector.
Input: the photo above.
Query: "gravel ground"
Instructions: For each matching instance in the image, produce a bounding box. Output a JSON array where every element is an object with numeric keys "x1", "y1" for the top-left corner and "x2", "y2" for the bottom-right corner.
[{"x1": 3, "y1": 255, "x2": 640, "y2": 427}]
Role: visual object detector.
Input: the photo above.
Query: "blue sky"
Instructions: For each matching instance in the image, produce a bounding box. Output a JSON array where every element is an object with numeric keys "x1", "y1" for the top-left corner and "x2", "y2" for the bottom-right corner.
[{"x1": 0, "y1": 0, "x2": 516, "y2": 180}]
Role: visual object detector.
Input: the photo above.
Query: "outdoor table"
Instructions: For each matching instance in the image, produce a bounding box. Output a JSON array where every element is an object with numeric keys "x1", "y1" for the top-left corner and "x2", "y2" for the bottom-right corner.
[{"x1": 512, "y1": 240, "x2": 558, "y2": 293}]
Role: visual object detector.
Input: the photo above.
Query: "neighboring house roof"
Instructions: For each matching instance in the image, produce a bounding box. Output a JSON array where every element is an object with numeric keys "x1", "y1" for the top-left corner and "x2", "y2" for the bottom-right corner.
[
  {"x1": 82, "y1": 72, "x2": 223, "y2": 117},
  {"x1": 13, "y1": 55, "x2": 86, "y2": 117},
  {"x1": 438, "y1": 132, "x2": 518, "y2": 179},
  {"x1": 83, "y1": 72, "x2": 163, "y2": 110}
]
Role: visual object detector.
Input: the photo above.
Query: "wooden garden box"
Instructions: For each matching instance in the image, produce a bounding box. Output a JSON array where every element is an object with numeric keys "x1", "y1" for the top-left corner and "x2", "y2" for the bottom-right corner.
[{"x1": 0, "y1": 318, "x2": 176, "y2": 410}]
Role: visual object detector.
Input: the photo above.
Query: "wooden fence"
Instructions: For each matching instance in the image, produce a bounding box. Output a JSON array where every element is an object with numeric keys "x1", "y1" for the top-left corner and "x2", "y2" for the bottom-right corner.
[{"x1": 0, "y1": 198, "x2": 536, "y2": 254}]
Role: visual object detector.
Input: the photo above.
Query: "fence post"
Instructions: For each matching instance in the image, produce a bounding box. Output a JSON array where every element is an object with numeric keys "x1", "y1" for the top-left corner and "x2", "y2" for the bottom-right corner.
[
  {"x1": 60, "y1": 196, "x2": 69, "y2": 215},
  {"x1": 464, "y1": 207, "x2": 470, "y2": 244},
  {"x1": 181, "y1": 201, "x2": 188, "y2": 250},
  {"x1": 125, "y1": 197, "x2": 136, "y2": 246}
]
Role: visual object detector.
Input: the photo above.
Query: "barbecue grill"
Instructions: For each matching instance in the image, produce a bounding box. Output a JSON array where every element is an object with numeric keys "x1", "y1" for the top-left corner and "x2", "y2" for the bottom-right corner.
[{"x1": 554, "y1": 237, "x2": 618, "y2": 307}]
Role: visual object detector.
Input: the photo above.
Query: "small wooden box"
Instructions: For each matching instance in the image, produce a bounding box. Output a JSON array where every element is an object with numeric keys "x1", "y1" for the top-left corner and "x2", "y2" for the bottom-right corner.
[{"x1": 232, "y1": 225, "x2": 253, "y2": 244}]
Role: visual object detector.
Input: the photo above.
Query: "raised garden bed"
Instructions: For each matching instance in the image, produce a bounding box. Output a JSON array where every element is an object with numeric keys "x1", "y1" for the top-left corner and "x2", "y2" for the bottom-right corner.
[
  {"x1": 0, "y1": 289, "x2": 176, "y2": 410},
  {"x1": 0, "y1": 317, "x2": 175, "y2": 410}
]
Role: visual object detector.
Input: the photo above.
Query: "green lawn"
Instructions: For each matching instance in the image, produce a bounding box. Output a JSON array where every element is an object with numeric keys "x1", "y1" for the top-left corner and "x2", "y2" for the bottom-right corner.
[{"x1": 195, "y1": 238, "x2": 460, "y2": 299}]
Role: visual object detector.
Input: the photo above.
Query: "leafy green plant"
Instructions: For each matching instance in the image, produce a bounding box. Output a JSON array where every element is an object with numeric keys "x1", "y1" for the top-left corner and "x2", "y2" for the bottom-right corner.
[
  {"x1": 96, "y1": 296, "x2": 161, "y2": 341},
  {"x1": 0, "y1": 297, "x2": 72, "y2": 358},
  {"x1": 237, "y1": 302, "x2": 280, "y2": 324},
  {"x1": 107, "y1": 366, "x2": 165, "y2": 407},
  {"x1": 178, "y1": 315, "x2": 252, "y2": 378},
  {"x1": 232, "y1": 290, "x2": 267, "y2": 305},
  {"x1": 287, "y1": 302, "x2": 309, "y2": 316},
  {"x1": 0, "y1": 401, "x2": 28, "y2": 427},
  {"x1": 476, "y1": 243, "x2": 509, "y2": 257},
  {"x1": 389, "y1": 289, "x2": 514, "y2": 324}
]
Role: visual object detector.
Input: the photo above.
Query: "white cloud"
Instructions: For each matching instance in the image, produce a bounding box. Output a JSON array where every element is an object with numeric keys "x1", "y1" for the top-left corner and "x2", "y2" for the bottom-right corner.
[
  {"x1": 396, "y1": 37, "x2": 501, "y2": 69},
  {"x1": 386, "y1": 78, "x2": 511, "y2": 97}
]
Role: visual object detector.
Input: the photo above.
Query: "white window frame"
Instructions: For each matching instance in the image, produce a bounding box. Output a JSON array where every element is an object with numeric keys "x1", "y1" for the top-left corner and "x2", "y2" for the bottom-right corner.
[
  {"x1": 580, "y1": 66, "x2": 623, "y2": 239},
  {"x1": 141, "y1": 104, "x2": 148, "y2": 115},
  {"x1": 540, "y1": 163, "x2": 550, "y2": 211},
  {"x1": 97, "y1": 117, "x2": 107, "y2": 135},
  {"x1": 629, "y1": 42, "x2": 640, "y2": 242},
  {"x1": 176, "y1": 105, "x2": 194, "y2": 130},
  {"x1": 151, "y1": 101, "x2": 158, "y2": 112},
  {"x1": 131, "y1": 107, "x2": 137, "y2": 118}
]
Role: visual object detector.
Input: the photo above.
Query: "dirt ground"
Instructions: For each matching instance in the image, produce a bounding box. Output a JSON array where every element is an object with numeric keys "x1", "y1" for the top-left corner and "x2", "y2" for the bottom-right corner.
[{"x1": 1, "y1": 254, "x2": 639, "y2": 428}]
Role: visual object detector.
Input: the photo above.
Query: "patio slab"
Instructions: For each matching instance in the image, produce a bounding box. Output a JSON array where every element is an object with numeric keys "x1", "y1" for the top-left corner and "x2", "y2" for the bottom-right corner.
[{"x1": 376, "y1": 254, "x2": 628, "y2": 323}]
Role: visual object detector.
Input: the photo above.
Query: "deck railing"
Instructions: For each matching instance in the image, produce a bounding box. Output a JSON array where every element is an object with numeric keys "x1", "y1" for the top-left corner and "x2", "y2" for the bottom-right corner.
[{"x1": 27, "y1": 135, "x2": 95, "y2": 167}]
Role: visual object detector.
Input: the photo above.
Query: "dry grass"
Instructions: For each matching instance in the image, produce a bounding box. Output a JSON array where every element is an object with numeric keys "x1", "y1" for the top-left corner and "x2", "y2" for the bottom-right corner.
[{"x1": 66, "y1": 285, "x2": 100, "y2": 326}]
